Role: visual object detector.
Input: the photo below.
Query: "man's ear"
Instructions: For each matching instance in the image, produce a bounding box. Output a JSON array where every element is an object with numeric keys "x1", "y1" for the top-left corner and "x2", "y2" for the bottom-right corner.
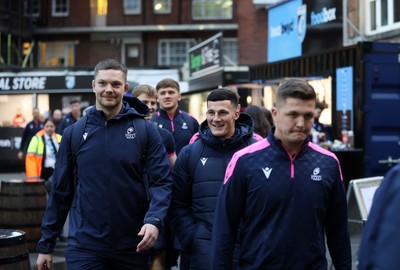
[
  {"x1": 124, "y1": 82, "x2": 130, "y2": 94},
  {"x1": 92, "y1": 80, "x2": 95, "y2": 92},
  {"x1": 272, "y1": 107, "x2": 278, "y2": 124},
  {"x1": 234, "y1": 104, "x2": 240, "y2": 120}
]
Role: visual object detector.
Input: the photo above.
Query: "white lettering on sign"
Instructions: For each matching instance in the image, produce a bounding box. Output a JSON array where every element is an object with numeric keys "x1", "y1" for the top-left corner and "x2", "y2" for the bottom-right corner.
[
  {"x1": 0, "y1": 77, "x2": 47, "y2": 90},
  {"x1": 0, "y1": 139, "x2": 12, "y2": 148},
  {"x1": 0, "y1": 78, "x2": 11, "y2": 90},
  {"x1": 12, "y1": 77, "x2": 47, "y2": 90},
  {"x1": 270, "y1": 20, "x2": 294, "y2": 38},
  {"x1": 311, "y1": 7, "x2": 336, "y2": 26}
]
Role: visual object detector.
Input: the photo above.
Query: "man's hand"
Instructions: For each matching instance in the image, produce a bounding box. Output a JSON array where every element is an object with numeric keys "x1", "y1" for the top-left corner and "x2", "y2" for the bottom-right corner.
[
  {"x1": 18, "y1": 151, "x2": 23, "y2": 159},
  {"x1": 37, "y1": 253, "x2": 53, "y2": 270},
  {"x1": 136, "y1": 224, "x2": 159, "y2": 252}
]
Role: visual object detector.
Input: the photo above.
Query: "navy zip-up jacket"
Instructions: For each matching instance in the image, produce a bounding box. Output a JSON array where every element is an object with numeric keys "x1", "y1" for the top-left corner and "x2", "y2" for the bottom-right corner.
[
  {"x1": 151, "y1": 108, "x2": 199, "y2": 155},
  {"x1": 37, "y1": 97, "x2": 172, "y2": 254},
  {"x1": 56, "y1": 112, "x2": 78, "y2": 135},
  {"x1": 358, "y1": 164, "x2": 400, "y2": 270},
  {"x1": 211, "y1": 129, "x2": 351, "y2": 270},
  {"x1": 170, "y1": 113, "x2": 256, "y2": 270}
]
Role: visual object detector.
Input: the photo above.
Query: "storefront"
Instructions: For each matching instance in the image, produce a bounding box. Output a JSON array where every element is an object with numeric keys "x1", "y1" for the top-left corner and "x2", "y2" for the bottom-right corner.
[
  {"x1": 0, "y1": 68, "x2": 181, "y2": 170},
  {"x1": 248, "y1": 0, "x2": 400, "y2": 179},
  {"x1": 185, "y1": 32, "x2": 251, "y2": 122}
]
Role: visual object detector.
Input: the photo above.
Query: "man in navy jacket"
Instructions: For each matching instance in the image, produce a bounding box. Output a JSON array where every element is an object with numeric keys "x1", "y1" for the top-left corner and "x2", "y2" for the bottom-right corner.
[
  {"x1": 358, "y1": 164, "x2": 400, "y2": 269},
  {"x1": 36, "y1": 59, "x2": 172, "y2": 270},
  {"x1": 56, "y1": 99, "x2": 81, "y2": 135},
  {"x1": 151, "y1": 78, "x2": 199, "y2": 155},
  {"x1": 170, "y1": 88, "x2": 258, "y2": 270},
  {"x1": 211, "y1": 79, "x2": 351, "y2": 270}
]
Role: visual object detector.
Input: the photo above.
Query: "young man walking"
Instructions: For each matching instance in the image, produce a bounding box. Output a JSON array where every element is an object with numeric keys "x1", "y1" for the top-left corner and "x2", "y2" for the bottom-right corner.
[
  {"x1": 170, "y1": 88, "x2": 258, "y2": 270},
  {"x1": 36, "y1": 59, "x2": 172, "y2": 270}
]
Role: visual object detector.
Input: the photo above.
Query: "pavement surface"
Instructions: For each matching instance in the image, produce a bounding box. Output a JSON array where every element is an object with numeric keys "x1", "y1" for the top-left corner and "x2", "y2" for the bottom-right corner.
[{"x1": 1, "y1": 171, "x2": 362, "y2": 269}]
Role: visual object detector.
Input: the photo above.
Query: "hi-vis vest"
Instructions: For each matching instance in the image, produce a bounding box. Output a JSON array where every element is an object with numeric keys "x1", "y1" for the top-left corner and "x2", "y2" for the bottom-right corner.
[{"x1": 25, "y1": 130, "x2": 62, "y2": 181}]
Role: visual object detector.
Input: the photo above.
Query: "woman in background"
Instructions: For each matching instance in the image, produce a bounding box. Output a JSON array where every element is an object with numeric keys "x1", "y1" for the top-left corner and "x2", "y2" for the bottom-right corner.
[
  {"x1": 244, "y1": 105, "x2": 272, "y2": 138},
  {"x1": 25, "y1": 117, "x2": 62, "y2": 185}
]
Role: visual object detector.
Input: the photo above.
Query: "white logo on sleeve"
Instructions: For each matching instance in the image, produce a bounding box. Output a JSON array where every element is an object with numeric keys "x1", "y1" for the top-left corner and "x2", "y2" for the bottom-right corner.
[
  {"x1": 311, "y1": 167, "x2": 322, "y2": 181},
  {"x1": 262, "y1": 167, "x2": 273, "y2": 179},
  {"x1": 83, "y1": 132, "x2": 88, "y2": 140}
]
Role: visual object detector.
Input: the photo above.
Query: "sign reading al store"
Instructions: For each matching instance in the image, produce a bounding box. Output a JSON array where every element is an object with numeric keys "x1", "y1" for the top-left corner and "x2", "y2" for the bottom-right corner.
[{"x1": 0, "y1": 72, "x2": 94, "y2": 94}]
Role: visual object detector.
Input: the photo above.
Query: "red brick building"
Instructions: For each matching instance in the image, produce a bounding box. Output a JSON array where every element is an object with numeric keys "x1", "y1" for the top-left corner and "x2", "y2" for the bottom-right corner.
[{"x1": 1, "y1": 0, "x2": 271, "y2": 70}]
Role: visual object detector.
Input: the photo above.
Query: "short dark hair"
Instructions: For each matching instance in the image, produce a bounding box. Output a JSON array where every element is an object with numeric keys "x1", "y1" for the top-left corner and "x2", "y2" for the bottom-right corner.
[
  {"x1": 43, "y1": 117, "x2": 56, "y2": 126},
  {"x1": 94, "y1": 59, "x2": 128, "y2": 81},
  {"x1": 156, "y1": 78, "x2": 180, "y2": 92},
  {"x1": 69, "y1": 99, "x2": 80, "y2": 105},
  {"x1": 207, "y1": 88, "x2": 240, "y2": 109},
  {"x1": 244, "y1": 105, "x2": 271, "y2": 138},
  {"x1": 316, "y1": 102, "x2": 325, "y2": 110},
  {"x1": 276, "y1": 78, "x2": 316, "y2": 106}
]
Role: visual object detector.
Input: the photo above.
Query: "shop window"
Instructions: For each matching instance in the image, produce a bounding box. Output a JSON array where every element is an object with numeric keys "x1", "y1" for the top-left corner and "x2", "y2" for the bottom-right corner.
[
  {"x1": 158, "y1": 39, "x2": 196, "y2": 66},
  {"x1": 39, "y1": 42, "x2": 75, "y2": 67},
  {"x1": 223, "y1": 38, "x2": 238, "y2": 66},
  {"x1": 158, "y1": 39, "x2": 237, "y2": 67},
  {"x1": 192, "y1": 0, "x2": 233, "y2": 20},
  {"x1": 52, "y1": 0, "x2": 69, "y2": 17},
  {"x1": 367, "y1": 0, "x2": 400, "y2": 34},
  {"x1": 124, "y1": 0, "x2": 141, "y2": 14},
  {"x1": 153, "y1": 0, "x2": 171, "y2": 14},
  {"x1": 24, "y1": 0, "x2": 41, "y2": 18}
]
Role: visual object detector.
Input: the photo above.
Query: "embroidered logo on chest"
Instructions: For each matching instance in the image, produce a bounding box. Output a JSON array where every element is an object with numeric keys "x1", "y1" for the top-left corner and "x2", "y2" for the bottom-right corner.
[
  {"x1": 125, "y1": 127, "x2": 136, "y2": 139},
  {"x1": 311, "y1": 167, "x2": 322, "y2": 181},
  {"x1": 200, "y1": 157, "x2": 208, "y2": 166},
  {"x1": 262, "y1": 167, "x2": 273, "y2": 180}
]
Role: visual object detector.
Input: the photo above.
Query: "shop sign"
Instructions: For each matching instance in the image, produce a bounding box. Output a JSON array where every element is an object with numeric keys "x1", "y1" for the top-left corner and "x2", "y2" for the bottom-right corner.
[
  {"x1": 268, "y1": 0, "x2": 342, "y2": 63},
  {"x1": 0, "y1": 128, "x2": 22, "y2": 162},
  {"x1": 188, "y1": 32, "x2": 223, "y2": 79},
  {"x1": 0, "y1": 73, "x2": 93, "y2": 92}
]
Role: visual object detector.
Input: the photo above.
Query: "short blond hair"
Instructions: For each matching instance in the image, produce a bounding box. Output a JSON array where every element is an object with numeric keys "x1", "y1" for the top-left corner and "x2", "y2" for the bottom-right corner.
[{"x1": 131, "y1": 84, "x2": 157, "y2": 98}]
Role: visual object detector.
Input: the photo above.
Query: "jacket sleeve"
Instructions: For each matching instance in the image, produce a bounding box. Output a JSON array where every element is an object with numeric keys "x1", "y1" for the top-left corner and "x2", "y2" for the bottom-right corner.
[
  {"x1": 325, "y1": 163, "x2": 352, "y2": 270},
  {"x1": 358, "y1": 165, "x2": 400, "y2": 270},
  {"x1": 143, "y1": 121, "x2": 173, "y2": 230},
  {"x1": 25, "y1": 136, "x2": 41, "y2": 181},
  {"x1": 19, "y1": 124, "x2": 30, "y2": 152},
  {"x1": 191, "y1": 116, "x2": 200, "y2": 134},
  {"x1": 210, "y1": 158, "x2": 245, "y2": 270},
  {"x1": 36, "y1": 126, "x2": 76, "y2": 254},
  {"x1": 169, "y1": 145, "x2": 196, "y2": 250}
]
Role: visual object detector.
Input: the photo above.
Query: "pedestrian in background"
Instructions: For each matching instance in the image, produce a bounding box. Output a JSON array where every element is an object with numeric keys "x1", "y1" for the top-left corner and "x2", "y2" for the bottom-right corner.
[
  {"x1": 25, "y1": 117, "x2": 61, "y2": 183},
  {"x1": 52, "y1": 108, "x2": 63, "y2": 128},
  {"x1": 132, "y1": 83, "x2": 177, "y2": 270},
  {"x1": 170, "y1": 88, "x2": 258, "y2": 270},
  {"x1": 151, "y1": 78, "x2": 199, "y2": 155},
  {"x1": 13, "y1": 108, "x2": 26, "y2": 127},
  {"x1": 312, "y1": 101, "x2": 332, "y2": 142},
  {"x1": 244, "y1": 105, "x2": 271, "y2": 138},
  {"x1": 18, "y1": 107, "x2": 44, "y2": 160},
  {"x1": 211, "y1": 78, "x2": 351, "y2": 270},
  {"x1": 357, "y1": 164, "x2": 400, "y2": 270},
  {"x1": 132, "y1": 84, "x2": 177, "y2": 168},
  {"x1": 56, "y1": 99, "x2": 81, "y2": 135},
  {"x1": 36, "y1": 59, "x2": 172, "y2": 270}
]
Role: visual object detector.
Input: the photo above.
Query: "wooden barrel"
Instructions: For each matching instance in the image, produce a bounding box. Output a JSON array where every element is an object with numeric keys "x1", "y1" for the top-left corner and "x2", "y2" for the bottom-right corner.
[
  {"x1": 0, "y1": 179, "x2": 47, "y2": 251},
  {"x1": 0, "y1": 229, "x2": 31, "y2": 270}
]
